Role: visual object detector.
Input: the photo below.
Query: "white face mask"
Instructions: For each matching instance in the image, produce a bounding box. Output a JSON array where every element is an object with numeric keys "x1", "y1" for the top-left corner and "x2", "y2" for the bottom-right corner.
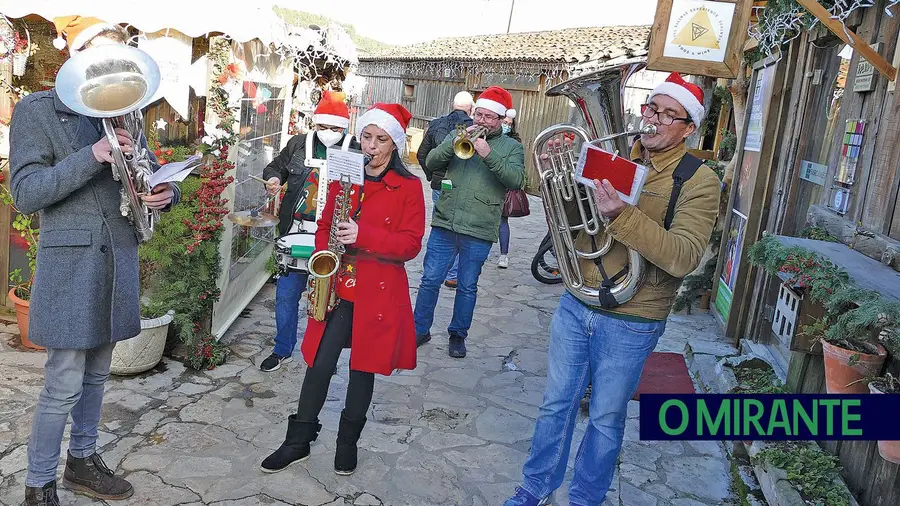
[{"x1": 316, "y1": 129, "x2": 343, "y2": 147}]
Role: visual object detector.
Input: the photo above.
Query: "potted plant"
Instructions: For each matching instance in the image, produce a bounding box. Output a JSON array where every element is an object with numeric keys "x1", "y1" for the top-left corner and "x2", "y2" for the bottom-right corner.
[
  {"x1": 109, "y1": 306, "x2": 174, "y2": 376},
  {"x1": 109, "y1": 134, "x2": 187, "y2": 375},
  {"x1": 816, "y1": 286, "x2": 895, "y2": 394},
  {"x1": 749, "y1": 236, "x2": 898, "y2": 394},
  {"x1": 867, "y1": 373, "x2": 900, "y2": 464},
  {"x1": 1, "y1": 170, "x2": 41, "y2": 350}
]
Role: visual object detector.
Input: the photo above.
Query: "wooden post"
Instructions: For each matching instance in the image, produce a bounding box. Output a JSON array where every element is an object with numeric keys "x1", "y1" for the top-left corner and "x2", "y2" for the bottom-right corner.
[{"x1": 795, "y1": 0, "x2": 897, "y2": 81}]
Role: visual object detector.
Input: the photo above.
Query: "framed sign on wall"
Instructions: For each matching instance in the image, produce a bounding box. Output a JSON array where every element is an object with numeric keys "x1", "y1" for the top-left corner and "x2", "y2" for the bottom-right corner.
[{"x1": 648, "y1": 0, "x2": 753, "y2": 78}]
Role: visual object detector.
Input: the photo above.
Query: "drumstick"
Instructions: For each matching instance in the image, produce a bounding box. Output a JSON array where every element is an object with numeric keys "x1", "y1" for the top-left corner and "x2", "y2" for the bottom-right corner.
[{"x1": 248, "y1": 174, "x2": 270, "y2": 184}]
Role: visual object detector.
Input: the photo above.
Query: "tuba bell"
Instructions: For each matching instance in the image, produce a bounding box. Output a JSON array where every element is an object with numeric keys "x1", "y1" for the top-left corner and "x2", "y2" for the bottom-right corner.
[
  {"x1": 534, "y1": 59, "x2": 656, "y2": 308},
  {"x1": 56, "y1": 44, "x2": 162, "y2": 243}
]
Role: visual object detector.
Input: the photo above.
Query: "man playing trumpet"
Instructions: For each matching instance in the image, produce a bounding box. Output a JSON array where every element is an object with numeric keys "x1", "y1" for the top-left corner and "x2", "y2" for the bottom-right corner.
[
  {"x1": 413, "y1": 86, "x2": 525, "y2": 358},
  {"x1": 506, "y1": 73, "x2": 721, "y2": 506}
]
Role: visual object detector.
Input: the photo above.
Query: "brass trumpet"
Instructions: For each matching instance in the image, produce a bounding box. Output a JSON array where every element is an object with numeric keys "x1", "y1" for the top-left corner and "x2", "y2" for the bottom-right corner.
[{"x1": 453, "y1": 124, "x2": 488, "y2": 159}]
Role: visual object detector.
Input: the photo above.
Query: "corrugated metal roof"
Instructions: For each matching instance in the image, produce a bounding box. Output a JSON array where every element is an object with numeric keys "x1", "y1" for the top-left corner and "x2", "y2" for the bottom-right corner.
[{"x1": 360, "y1": 25, "x2": 650, "y2": 64}]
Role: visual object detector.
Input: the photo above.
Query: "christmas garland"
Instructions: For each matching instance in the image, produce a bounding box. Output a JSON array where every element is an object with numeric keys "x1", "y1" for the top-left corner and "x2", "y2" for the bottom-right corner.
[{"x1": 141, "y1": 37, "x2": 236, "y2": 370}]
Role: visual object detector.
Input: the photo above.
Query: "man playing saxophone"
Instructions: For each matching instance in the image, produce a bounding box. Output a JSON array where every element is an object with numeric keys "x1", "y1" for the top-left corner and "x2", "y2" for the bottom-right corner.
[
  {"x1": 260, "y1": 91, "x2": 357, "y2": 372},
  {"x1": 506, "y1": 72, "x2": 721, "y2": 506},
  {"x1": 10, "y1": 17, "x2": 179, "y2": 506}
]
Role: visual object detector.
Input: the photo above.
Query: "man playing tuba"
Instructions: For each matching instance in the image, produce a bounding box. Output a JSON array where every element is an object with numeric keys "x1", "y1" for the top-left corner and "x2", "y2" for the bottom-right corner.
[
  {"x1": 10, "y1": 17, "x2": 179, "y2": 506},
  {"x1": 506, "y1": 73, "x2": 721, "y2": 506}
]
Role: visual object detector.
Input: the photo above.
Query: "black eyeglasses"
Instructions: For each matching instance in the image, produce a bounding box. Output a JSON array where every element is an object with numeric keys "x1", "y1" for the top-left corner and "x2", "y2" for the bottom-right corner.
[{"x1": 640, "y1": 104, "x2": 691, "y2": 126}]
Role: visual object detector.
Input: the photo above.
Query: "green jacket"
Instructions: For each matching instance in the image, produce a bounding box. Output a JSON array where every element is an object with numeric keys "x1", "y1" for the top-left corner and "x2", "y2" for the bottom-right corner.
[{"x1": 426, "y1": 129, "x2": 525, "y2": 243}]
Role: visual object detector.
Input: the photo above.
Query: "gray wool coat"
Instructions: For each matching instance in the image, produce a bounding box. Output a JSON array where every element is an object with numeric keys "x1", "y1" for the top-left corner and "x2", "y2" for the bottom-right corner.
[{"x1": 8, "y1": 90, "x2": 181, "y2": 349}]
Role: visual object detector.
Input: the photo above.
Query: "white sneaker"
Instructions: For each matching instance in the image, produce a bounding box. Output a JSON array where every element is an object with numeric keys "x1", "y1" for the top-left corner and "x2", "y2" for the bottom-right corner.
[{"x1": 498, "y1": 255, "x2": 509, "y2": 269}]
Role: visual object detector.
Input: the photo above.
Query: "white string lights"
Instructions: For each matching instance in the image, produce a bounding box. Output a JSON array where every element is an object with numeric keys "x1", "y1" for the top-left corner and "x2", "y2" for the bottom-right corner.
[{"x1": 748, "y1": 0, "x2": 880, "y2": 61}]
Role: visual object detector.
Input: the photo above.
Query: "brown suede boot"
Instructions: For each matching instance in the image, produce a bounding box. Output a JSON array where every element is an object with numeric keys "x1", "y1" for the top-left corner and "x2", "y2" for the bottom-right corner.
[
  {"x1": 62, "y1": 452, "x2": 134, "y2": 500},
  {"x1": 24, "y1": 481, "x2": 59, "y2": 506}
]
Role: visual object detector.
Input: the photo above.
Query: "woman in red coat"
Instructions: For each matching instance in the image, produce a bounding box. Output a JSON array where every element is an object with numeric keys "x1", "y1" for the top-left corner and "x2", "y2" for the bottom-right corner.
[{"x1": 261, "y1": 103, "x2": 425, "y2": 477}]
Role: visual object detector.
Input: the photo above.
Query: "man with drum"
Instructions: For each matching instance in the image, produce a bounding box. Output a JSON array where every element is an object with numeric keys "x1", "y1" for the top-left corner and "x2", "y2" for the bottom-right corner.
[{"x1": 261, "y1": 91, "x2": 358, "y2": 372}]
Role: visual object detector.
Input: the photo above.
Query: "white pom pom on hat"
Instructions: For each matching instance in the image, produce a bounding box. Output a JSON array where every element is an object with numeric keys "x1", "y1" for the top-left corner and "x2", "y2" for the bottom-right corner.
[{"x1": 506, "y1": 108, "x2": 516, "y2": 119}]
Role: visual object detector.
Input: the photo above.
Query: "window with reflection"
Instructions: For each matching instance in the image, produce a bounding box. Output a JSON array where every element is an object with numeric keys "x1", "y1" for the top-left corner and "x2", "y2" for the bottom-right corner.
[{"x1": 229, "y1": 81, "x2": 285, "y2": 281}]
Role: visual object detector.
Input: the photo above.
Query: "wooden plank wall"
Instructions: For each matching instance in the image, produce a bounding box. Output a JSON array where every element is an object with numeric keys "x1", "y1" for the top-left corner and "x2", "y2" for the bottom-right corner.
[
  {"x1": 739, "y1": 7, "x2": 900, "y2": 501},
  {"x1": 814, "y1": 5, "x2": 900, "y2": 238},
  {"x1": 787, "y1": 349, "x2": 900, "y2": 505}
]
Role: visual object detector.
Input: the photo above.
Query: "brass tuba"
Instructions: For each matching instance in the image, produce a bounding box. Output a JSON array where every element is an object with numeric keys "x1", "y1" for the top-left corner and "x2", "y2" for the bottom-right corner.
[
  {"x1": 56, "y1": 44, "x2": 162, "y2": 243},
  {"x1": 534, "y1": 60, "x2": 656, "y2": 308},
  {"x1": 452, "y1": 124, "x2": 488, "y2": 159}
]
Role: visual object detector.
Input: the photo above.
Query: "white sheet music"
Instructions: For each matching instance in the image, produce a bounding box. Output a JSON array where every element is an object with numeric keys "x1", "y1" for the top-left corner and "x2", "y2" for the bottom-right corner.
[
  {"x1": 149, "y1": 154, "x2": 202, "y2": 188},
  {"x1": 326, "y1": 148, "x2": 365, "y2": 186}
]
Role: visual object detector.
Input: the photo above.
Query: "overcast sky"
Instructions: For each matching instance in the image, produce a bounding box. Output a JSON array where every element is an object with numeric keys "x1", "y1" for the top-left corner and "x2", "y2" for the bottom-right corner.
[{"x1": 275, "y1": 0, "x2": 659, "y2": 45}]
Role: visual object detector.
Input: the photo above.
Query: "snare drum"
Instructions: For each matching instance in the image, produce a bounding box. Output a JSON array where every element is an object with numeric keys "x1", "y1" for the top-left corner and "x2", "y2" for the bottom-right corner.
[{"x1": 275, "y1": 232, "x2": 317, "y2": 273}]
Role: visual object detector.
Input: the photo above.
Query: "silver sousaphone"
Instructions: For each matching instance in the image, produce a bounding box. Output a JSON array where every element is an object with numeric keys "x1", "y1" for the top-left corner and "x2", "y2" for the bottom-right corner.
[{"x1": 56, "y1": 44, "x2": 162, "y2": 243}]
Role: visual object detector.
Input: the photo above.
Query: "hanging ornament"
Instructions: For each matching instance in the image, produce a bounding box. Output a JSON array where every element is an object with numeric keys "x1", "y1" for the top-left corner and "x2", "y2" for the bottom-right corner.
[{"x1": 155, "y1": 118, "x2": 168, "y2": 130}]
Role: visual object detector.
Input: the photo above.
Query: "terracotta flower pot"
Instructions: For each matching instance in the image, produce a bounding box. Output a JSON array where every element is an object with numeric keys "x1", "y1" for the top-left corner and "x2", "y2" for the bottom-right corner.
[
  {"x1": 7, "y1": 288, "x2": 44, "y2": 351},
  {"x1": 868, "y1": 382, "x2": 900, "y2": 464},
  {"x1": 822, "y1": 340, "x2": 886, "y2": 394}
]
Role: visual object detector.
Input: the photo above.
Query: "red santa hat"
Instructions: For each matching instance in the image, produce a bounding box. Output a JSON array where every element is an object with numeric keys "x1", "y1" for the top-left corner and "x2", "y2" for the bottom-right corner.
[
  {"x1": 355, "y1": 103, "x2": 412, "y2": 150},
  {"x1": 312, "y1": 90, "x2": 350, "y2": 129},
  {"x1": 52, "y1": 16, "x2": 119, "y2": 53},
  {"x1": 648, "y1": 73, "x2": 705, "y2": 126},
  {"x1": 475, "y1": 86, "x2": 513, "y2": 118}
]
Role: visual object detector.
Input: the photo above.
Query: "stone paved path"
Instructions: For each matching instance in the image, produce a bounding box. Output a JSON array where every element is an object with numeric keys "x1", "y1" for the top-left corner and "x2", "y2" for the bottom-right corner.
[{"x1": 0, "y1": 169, "x2": 741, "y2": 505}]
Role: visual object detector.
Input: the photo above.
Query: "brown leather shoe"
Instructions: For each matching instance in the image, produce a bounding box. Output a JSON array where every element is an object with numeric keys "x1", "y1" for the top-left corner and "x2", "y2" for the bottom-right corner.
[
  {"x1": 443, "y1": 279, "x2": 457, "y2": 288},
  {"x1": 62, "y1": 452, "x2": 134, "y2": 500},
  {"x1": 25, "y1": 481, "x2": 59, "y2": 506}
]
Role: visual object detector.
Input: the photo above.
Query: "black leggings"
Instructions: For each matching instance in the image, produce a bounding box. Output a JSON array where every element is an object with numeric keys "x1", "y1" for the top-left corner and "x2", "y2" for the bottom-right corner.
[{"x1": 296, "y1": 301, "x2": 374, "y2": 422}]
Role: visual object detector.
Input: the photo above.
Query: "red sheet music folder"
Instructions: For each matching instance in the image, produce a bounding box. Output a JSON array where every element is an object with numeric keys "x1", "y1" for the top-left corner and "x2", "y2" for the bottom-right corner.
[{"x1": 575, "y1": 144, "x2": 647, "y2": 205}]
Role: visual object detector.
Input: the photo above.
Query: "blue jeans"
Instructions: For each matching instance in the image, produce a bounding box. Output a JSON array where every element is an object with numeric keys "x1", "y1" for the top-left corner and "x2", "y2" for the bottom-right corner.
[
  {"x1": 512, "y1": 292, "x2": 665, "y2": 505},
  {"x1": 273, "y1": 270, "x2": 310, "y2": 357},
  {"x1": 27, "y1": 343, "x2": 115, "y2": 487},
  {"x1": 431, "y1": 189, "x2": 458, "y2": 281},
  {"x1": 414, "y1": 226, "x2": 492, "y2": 339}
]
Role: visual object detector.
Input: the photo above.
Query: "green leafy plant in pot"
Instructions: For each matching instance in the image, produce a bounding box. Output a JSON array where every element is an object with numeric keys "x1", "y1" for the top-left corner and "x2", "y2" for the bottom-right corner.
[
  {"x1": 748, "y1": 236, "x2": 898, "y2": 394},
  {"x1": 1, "y1": 169, "x2": 41, "y2": 350}
]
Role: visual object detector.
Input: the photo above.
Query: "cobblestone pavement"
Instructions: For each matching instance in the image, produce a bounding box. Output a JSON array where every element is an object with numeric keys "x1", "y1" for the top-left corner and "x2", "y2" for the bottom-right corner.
[{"x1": 0, "y1": 169, "x2": 741, "y2": 505}]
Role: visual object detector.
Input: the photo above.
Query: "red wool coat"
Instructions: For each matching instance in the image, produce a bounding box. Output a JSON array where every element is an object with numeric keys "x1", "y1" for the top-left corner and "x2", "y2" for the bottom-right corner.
[{"x1": 301, "y1": 169, "x2": 426, "y2": 375}]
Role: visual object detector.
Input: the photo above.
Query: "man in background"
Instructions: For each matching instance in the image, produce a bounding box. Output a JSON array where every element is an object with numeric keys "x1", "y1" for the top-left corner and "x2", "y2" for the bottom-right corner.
[{"x1": 416, "y1": 91, "x2": 474, "y2": 290}]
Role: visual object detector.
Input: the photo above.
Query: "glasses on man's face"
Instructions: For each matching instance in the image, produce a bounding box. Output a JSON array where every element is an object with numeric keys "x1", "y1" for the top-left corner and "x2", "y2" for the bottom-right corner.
[
  {"x1": 640, "y1": 104, "x2": 691, "y2": 126},
  {"x1": 473, "y1": 110, "x2": 500, "y2": 122}
]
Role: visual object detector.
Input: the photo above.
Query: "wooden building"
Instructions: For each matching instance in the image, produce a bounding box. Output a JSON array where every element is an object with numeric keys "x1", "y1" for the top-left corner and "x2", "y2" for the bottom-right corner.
[
  {"x1": 713, "y1": 2, "x2": 900, "y2": 503},
  {"x1": 351, "y1": 26, "x2": 656, "y2": 192}
]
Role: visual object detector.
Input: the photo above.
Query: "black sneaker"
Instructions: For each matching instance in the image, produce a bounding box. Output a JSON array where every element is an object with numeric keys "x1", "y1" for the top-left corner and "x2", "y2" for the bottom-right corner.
[
  {"x1": 260, "y1": 353, "x2": 293, "y2": 372},
  {"x1": 448, "y1": 335, "x2": 466, "y2": 358},
  {"x1": 416, "y1": 333, "x2": 431, "y2": 347}
]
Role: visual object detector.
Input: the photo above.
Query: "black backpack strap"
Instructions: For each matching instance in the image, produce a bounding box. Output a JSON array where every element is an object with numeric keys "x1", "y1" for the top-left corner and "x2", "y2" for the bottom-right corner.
[{"x1": 664, "y1": 153, "x2": 704, "y2": 231}]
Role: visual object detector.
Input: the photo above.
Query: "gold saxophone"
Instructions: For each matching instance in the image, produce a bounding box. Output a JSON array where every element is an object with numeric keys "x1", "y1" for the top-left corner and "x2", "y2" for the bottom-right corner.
[{"x1": 307, "y1": 174, "x2": 353, "y2": 321}]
